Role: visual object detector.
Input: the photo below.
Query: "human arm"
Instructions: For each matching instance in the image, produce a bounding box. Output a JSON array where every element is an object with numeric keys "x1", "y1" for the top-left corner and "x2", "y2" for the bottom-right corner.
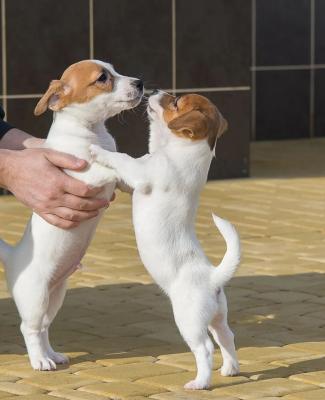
[
  {"x1": 0, "y1": 106, "x2": 112, "y2": 229},
  {"x1": 0, "y1": 148, "x2": 112, "y2": 229}
]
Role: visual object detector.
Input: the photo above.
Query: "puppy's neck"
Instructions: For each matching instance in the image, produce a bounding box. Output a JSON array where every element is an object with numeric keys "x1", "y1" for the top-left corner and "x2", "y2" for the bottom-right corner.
[
  {"x1": 45, "y1": 111, "x2": 111, "y2": 161},
  {"x1": 48, "y1": 110, "x2": 107, "y2": 142}
]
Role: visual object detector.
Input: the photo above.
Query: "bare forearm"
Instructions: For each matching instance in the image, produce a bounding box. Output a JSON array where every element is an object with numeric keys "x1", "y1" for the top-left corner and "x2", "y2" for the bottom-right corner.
[
  {"x1": 0, "y1": 128, "x2": 44, "y2": 150},
  {"x1": 0, "y1": 149, "x2": 11, "y2": 188}
]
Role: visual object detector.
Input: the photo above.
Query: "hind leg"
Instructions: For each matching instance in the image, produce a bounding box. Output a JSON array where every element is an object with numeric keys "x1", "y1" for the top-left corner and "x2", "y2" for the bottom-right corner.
[
  {"x1": 13, "y1": 281, "x2": 55, "y2": 370},
  {"x1": 172, "y1": 299, "x2": 214, "y2": 389},
  {"x1": 183, "y1": 336, "x2": 214, "y2": 390},
  {"x1": 41, "y1": 282, "x2": 69, "y2": 365},
  {"x1": 209, "y1": 291, "x2": 239, "y2": 376}
]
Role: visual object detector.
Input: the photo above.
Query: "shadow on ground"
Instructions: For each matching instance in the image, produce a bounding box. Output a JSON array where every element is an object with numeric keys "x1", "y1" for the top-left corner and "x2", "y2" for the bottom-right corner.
[{"x1": 0, "y1": 272, "x2": 324, "y2": 384}]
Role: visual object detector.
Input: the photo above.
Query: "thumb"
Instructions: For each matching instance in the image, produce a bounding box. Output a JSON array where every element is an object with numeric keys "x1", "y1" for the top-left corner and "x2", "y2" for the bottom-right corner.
[{"x1": 44, "y1": 149, "x2": 87, "y2": 170}]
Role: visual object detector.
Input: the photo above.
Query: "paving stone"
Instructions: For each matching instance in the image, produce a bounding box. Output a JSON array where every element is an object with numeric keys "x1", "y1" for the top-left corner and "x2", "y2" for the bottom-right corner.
[
  {"x1": 0, "y1": 381, "x2": 46, "y2": 395},
  {"x1": 49, "y1": 388, "x2": 111, "y2": 400},
  {"x1": 0, "y1": 395, "x2": 60, "y2": 400},
  {"x1": 285, "y1": 342, "x2": 325, "y2": 355},
  {"x1": 0, "y1": 391, "x2": 17, "y2": 399},
  {"x1": 20, "y1": 375, "x2": 97, "y2": 390},
  {"x1": 77, "y1": 362, "x2": 183, "y2": 382},
  {"x1": 290, "y1": 371, "x2": 325, "y2": 387},
  {"x1": 217, "y1": 378, "x2": 317, "y2": 399},
  {"x1": 79, "y1": 381, "x2": 163, "y2": 397},
  {"x1": 96, "y1": 356, "x2": 156, "y2": 366},
  {"x1": 151, "y1": 391, "x2": 239, "y2": 399},
  {"x1": 283, "y1": 389, "x2": 325, "y2": 399},
  {"x1": 237, "y1": 347, "x2": 309, "y2": 364},
  {"x1": 137, "y1": 371, "x2": 248, "y2": 391},
  {"x1": 157, "y1": 352, "x2": 223, "y2": 371}
]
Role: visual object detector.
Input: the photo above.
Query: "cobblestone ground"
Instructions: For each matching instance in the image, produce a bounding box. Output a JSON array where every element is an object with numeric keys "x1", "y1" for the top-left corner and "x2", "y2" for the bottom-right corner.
[{"x1": 0, "y1": 140, "x2": 324, "y2": 399}]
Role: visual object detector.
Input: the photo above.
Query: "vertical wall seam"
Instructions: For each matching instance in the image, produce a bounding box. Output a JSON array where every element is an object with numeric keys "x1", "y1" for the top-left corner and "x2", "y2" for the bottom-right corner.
[
  {"x1": 1, "y1": 0, "x2": 7, "y2": 118},
  {"x1": 172, "y1": 0, "x2": 176, "y2": 94},
  {"x1": 89, "y1": 0, "x2": 94, "y2": 59},
  {"x1": 309, "y1": 0, "x2": 315, "y2": 138},
  {"x1": 251, "y1": 0, "x2": 256, "y2": 140}
]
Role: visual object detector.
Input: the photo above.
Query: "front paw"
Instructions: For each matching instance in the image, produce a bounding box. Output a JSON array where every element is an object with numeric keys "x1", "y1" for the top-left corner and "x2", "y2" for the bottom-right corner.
[{"x1": 90, "y1": 145, "x2": 112, "y2": 167}]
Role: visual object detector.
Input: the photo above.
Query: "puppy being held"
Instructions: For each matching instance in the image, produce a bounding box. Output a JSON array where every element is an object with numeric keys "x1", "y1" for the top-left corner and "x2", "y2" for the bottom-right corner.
[
  {"x1": 91, "y1": 91, "x2": 241, "y2": 390},
  {"x1": 0, "y1": 60, "x2": 143, "y2": 371}
]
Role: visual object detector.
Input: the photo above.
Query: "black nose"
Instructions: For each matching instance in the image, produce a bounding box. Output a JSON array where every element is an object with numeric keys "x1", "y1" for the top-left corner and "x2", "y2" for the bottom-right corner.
[
  {"x1": 151, "y1": 89, "x2": 159, "y2": 95},
  {"x1": 133, "y1": 79, "x2": 144, "y2": 91}
]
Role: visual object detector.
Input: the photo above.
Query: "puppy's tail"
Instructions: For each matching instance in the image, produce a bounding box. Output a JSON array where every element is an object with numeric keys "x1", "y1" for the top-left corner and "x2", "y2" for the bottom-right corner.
[
  {"x1": 0, "y1": 238, "x2": 12, "y2": 266},
  {"x1": 212, "y1": 214, "x2": 241, "y2": 288}
]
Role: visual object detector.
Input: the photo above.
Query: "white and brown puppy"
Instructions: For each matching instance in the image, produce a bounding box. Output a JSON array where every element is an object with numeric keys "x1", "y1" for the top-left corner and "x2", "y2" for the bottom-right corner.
[
  {"x1": 0, "y1": 60, "x2": 143, "y2": 370},
  {"x1": 91, "y1": 91, "x2": 241, "y2": 390}
]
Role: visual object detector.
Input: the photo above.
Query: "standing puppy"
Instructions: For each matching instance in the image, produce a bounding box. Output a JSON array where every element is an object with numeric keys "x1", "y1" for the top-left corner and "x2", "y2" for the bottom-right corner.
[
  {"x1": 90, "y1": 91, "x2": 241, "y2": 390},
  {"x1": 0, "y1": 60, "x2": 143, "y2": 370}
]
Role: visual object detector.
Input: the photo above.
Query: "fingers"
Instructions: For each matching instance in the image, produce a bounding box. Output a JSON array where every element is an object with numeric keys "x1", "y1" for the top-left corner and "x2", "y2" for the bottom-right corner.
[
  {"x1": 62, "y1": 194, "x2": 108, "y2": 211},
  {"x1": 39, "y1": 212, "x2": 80, "y2": 230},
  {"x1": 62, "y1": 175, "x2": 104, "y2": 198},
  {"x1": 53, "y1": 207, "x2": 99, "y2": 222},
  {"x1": 44, "y1": 149, "x2": 87, "y2": 170}
]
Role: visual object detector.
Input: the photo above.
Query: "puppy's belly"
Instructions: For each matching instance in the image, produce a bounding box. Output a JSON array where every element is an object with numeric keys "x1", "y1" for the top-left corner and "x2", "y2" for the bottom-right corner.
[
  {"x1": 8, "y1": 182, "x2": 114, "y2": 290},
  {"x1": 29, "y1": 213, "x2": 101, "y2": 289}
]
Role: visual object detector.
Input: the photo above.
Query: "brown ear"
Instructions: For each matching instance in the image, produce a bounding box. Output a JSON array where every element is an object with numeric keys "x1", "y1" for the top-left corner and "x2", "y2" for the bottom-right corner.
[
  {"x1": 217, "y1": 114, "x2": 228, "y2": 138},
  {"x1": 168, "y1": 110, "x2": 209, "y2": 140},
  {"x1": 207, "y1": 112, "x2": 228, "y2": 150},
  {"x1": 34, "y1": 80, "x2": 70, "y2": 116}
]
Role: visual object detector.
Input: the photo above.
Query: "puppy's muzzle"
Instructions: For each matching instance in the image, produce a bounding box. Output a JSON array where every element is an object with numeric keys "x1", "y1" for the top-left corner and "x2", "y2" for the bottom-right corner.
[{"x1": 132, "y1": 79, "x2": 144, "y2": 92}]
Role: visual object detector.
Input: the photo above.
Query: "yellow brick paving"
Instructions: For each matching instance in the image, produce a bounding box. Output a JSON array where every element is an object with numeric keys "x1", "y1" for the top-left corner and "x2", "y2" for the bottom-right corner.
[{"x1": 0, "y1": 140, "x2": 324, "y2": 399}]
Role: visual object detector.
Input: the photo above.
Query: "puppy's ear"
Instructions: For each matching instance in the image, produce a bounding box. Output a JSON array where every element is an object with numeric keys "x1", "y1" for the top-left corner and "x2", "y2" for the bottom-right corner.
[
  {"x1": 208, "y1": 111, "x2": 228, "y2": 151},
  {"x1": 168, "y1": 110, "x2": 209, "y2": 140},
  {"x1": 34, "y1": 80, "x2": 71, "y2": 116},
  {"x1": 217, "y1": 113, "x2": 228, "y2": 138}
]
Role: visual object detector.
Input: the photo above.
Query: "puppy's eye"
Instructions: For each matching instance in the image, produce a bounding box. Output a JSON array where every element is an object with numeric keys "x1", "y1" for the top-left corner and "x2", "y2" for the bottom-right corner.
[
  {"x1": 174, "y1": 97, "x2": 180, "y2": 108},
  {"x1": 97, "y1": 72, "x2": 107, "y2": 83}
]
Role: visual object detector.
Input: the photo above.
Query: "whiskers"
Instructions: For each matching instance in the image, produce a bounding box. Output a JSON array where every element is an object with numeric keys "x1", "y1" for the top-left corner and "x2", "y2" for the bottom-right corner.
[{"x1": 117, "y1": 110, "x2": 127, "y2": 125}]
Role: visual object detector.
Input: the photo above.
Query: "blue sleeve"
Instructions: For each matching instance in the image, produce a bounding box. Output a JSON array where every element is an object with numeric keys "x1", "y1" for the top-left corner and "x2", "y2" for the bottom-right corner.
[{"x1": 0, "y1": 105, "x2": 14, "y2": 140}]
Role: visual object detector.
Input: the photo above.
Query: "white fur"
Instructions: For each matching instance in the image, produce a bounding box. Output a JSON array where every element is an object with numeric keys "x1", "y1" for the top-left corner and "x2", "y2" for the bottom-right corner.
[
  {"x1": 90, "y1": 91, "x2": 241, "y2": 390},
  {"x1": 0, "y1": 61, "x2": 143, "y2": 371}
]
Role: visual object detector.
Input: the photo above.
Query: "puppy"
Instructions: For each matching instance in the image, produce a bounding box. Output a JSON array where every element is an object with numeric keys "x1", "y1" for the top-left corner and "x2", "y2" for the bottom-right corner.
[
  {"x1": 0, "y1": 60, "x2": 143, "y2": 370},
  {"x1": 90, "y1": 91, "x2": 241, "y2": 390}
]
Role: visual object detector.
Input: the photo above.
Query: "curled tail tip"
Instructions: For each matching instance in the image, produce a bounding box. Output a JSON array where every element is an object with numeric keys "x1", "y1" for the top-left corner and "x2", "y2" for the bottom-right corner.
[
  {"x1": 212, "y1": 213, "x2": 225, "y2": 226},
  {"x1": 212, "y1": 213, "x2": 236, "y2": 232}
]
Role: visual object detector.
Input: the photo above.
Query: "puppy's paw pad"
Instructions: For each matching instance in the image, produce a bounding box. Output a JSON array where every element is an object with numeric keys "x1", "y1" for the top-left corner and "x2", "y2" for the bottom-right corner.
[
  {"x1": 220, "y1": 362, "x2": 240, "y2": 377},
  {"x1": 48, "y1": 352, "x2": 69, "y2": 365},
  {"x1": 31, "y1": 357, "x2": 56, "y2": 371},
  {"x1": 184, "y1": 379, "x2": 209, "y2": 390}
]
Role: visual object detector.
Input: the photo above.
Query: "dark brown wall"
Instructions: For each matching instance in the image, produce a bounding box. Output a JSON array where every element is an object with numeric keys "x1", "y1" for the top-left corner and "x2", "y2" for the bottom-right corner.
[
  {"x1": 0, "y1": 0, "x2": 251, "y2": 179},
  {"x1": 253, "y1": 0, "x2": 325, "y2": 140}
]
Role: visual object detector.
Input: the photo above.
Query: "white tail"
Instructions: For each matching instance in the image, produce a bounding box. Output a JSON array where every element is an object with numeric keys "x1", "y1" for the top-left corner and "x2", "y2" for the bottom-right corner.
[
  {"x1": 212, "y1": 214, "x2": 241, "y2": 287},
  {"x1": 0, "y1": 239, "x2": 12, "y2": 265}
]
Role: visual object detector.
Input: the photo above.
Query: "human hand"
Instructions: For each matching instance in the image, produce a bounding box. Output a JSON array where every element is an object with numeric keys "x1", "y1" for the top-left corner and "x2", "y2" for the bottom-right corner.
[
  {"x1": 0, "y1": 148, "x2": 112, "y2": 229},
  {"x1": 23, "y1": 136, "x2": 46, "y2": 149}
]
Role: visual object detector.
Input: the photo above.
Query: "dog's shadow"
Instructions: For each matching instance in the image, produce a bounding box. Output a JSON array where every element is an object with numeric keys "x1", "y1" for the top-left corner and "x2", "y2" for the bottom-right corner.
[{"x1": 0, "y1": 272, "x2": 324, "y2": 386}]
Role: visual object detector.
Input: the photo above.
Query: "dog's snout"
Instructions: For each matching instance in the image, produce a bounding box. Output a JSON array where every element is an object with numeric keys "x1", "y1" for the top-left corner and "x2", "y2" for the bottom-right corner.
[{"x1": 133, "y1": 79, "x2": 144, "y2": 91}]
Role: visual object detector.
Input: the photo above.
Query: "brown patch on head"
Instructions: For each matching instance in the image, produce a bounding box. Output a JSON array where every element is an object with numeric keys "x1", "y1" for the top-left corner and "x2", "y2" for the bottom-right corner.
[
  {"x1": 161, "y1": 93, "x2": 227, "y2": 149},
  {"x1": 34, "y1": 60, "x2": 114, "y2": 115}
]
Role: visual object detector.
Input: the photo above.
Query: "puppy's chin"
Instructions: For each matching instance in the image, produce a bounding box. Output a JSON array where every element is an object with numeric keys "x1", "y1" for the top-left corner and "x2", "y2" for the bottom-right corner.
[
  {"x1": 127, "y1": 94, "x2": 143, "y2": 108},
  {"x1": 118, "y1": 93, "x2": 143, "y2": 109}
]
